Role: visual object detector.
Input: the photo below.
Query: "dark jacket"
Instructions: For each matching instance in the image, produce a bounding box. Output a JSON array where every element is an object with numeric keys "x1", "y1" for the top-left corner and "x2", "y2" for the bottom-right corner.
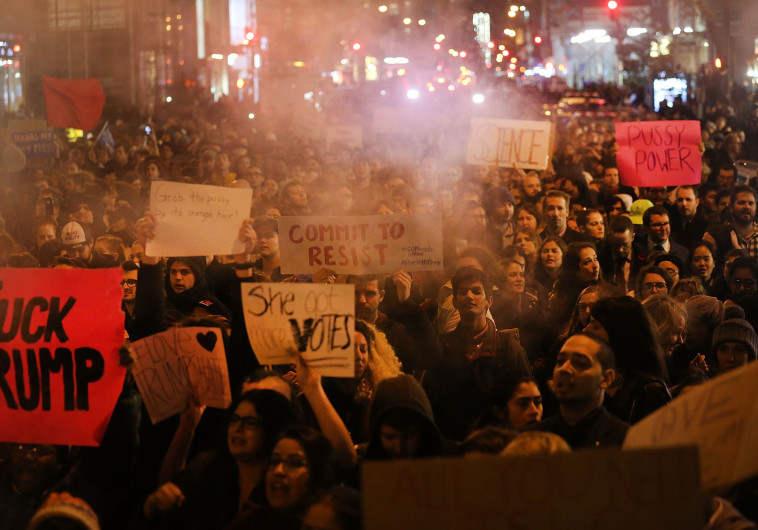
[
  {"x1": 528, "y1": 407, "x2": 629, "y2": 449},
  {"x1": 164, "y1": 256, "x2": 231, "y2": 320},
  {"x1": 424, "y1": 321, "x2": 531, "y2": 440}
]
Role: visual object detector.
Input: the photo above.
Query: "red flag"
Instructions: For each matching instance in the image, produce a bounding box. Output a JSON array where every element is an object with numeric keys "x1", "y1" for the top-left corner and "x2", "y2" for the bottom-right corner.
[{"x1": 42, "y1": 75, "x2": 105, "y2": 131}]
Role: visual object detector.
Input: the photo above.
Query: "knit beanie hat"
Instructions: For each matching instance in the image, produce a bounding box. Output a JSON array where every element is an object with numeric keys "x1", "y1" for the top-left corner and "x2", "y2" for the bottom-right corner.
[
  {"x1": 712, "y1": 314, "x2": 758, "y2": 361},
  {"x1": 28, "y1": 492, "x2": 100, "y2": 530},
  {"x1": 685, "y1": 295, "x2": 724, "y2": 330}
]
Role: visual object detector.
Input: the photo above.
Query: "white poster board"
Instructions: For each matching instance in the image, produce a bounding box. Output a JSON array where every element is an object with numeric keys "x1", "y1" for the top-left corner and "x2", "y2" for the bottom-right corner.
[
  {"x1": 467, "y1": 117, "x2": 553, "y2": 169},
  {"x1": 146, "y1": 181, "x2": 251, "y2": 257},
  {"x1": 278, "y1": 214, "x2": 444, "y2": 275},
  {"x1": 624, "y1": 361, "x2": 758, "y2": 491},
  {"x1": 363, "y1": 448, "x2": 702, "y2": 530},
  {"x1": 130, "y1": 327, "x2": 232, "y2": 424},
  {"x1": 240, "y1": 283, "x2": 355, "y2": 377}
]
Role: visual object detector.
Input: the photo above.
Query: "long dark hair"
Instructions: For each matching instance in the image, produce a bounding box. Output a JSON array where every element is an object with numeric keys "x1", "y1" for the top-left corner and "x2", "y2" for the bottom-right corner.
[
  {"x1": 226, "y1": 389, "x2": 300, "y2": 458},
  {"x1": 590, "y1": 296, "x2": 668, "y2": 382}
]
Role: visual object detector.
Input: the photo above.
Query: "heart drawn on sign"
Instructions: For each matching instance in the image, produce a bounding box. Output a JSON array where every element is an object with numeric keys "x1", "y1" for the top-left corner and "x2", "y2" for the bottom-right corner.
[{"x1": 196, "y1": 331, "x2": 217, "y2": 352}]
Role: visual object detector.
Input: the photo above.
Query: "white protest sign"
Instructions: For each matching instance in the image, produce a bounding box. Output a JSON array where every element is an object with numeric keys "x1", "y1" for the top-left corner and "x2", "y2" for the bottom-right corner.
[
  {"x1": 327, "y1": 125, "x2": 363, "y2": 150},
  {"x1": 130, "y1": 327, "x2": 232, "y2": 424},
  {"x1": 624, "y1": 361, "x2": 758, "y2": 491},
  {"x1": 467, "y1": 117, "x2": 554, "y2": 169},
  {"x1": 278, "y1": 214, "x2": 444, "y2": 275},
  {"x1": 241, "y1": 283, "x2": 355, "y2": 377},
  {"x1": 363, "y1": 447, "x2": 702, "y2": 530},
  {"x1": 146, "y1": 181, "x2": 251, "y2": 257}
]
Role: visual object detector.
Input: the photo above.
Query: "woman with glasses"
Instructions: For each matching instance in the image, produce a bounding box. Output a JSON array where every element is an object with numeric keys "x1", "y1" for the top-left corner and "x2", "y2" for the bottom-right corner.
[
  {"x1": 140, "y1": 389, "x2": 299, "y2": 529},
  {"x1": 226, "y1": 426, "x2": 338, "y2": 530}
]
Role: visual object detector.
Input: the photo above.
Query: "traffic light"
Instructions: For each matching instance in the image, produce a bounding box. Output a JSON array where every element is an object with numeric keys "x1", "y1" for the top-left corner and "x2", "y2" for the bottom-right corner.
[
  {"x1": 534, "y1": 35, "x2": 542, "y2": 44},
  {"x1": 352, "y1": 43, "x2": 361, "y2": 51},
  {"x1": 607, "y1": 1, "x2": 619, "y2": 21},
  {"x1": 244, "y1": 27, "x2": 255, "y2": 45}
]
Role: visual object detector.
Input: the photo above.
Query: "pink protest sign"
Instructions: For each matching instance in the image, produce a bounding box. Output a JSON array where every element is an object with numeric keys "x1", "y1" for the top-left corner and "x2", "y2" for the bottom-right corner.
[{"x1": 615, "y1": 120, "x2": 701, "y2": 187}]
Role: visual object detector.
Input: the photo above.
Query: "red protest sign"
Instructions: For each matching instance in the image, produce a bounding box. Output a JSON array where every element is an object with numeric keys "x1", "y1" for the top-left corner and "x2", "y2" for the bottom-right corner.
[
  {"x1": 0, "y1": 268, "x2": 126, "y2": 446},
  {"x1": 615, "y1": 120, "x2": 701, "y2": 187}
]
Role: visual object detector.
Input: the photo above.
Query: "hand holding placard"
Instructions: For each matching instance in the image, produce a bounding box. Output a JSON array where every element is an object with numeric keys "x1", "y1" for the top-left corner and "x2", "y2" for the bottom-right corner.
[{"x1": 146, "y1": 181, "x2": 252, "y2": 257}]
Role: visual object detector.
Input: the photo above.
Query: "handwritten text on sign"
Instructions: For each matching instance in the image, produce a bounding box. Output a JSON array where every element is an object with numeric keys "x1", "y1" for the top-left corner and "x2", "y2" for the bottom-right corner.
[
  {"x1": 278, "y1": 214, "x2": 443, "y2": 275},
  {"x1": 0, "y1": 268, "x2": 125, "y2": 446},
  {"x1": 241, "y1": 283, "x2": 355, "y2": 377},
  {"x1": 147, "y1": 181, "x2": 251, "y2": 257},
  {"x1": 363, "y1": 448, "x2": 701, "y2": 530},
  {"x1": 130, "y1": 327, "x2": 232, "y2": 424},
  {"x1": 624, "y1": 361, "x2": 758, "y2": 491},
  {"x1": 615, "y1": 120, "x2": 702, "y2": 186},
  {"x1": 467, "y1": 117, "x2": 553, "y2": 170}
]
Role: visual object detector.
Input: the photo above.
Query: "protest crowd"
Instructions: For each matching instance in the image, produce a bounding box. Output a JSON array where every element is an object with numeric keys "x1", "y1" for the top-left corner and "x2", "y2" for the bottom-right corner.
[{"x1": 2, "y1": 88, "x2": 758, "y2": 529}]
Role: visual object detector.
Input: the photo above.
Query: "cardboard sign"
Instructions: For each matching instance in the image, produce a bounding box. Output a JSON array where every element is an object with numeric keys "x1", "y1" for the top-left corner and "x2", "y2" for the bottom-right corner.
[
  {"x1": 241, "y1": 283, "x2": 355, "y2": 377},
  {"x1": 0, "y1": 268, "x2": 126, "y2": 446},
  {"x1": 146, "y1": 181, "x2": 252, "y2": 257},
  {"x1": 467, "y1": 117, "x2": 554, "y2": 169},
  {"x1": 624, "y1": 361, "x2": 758, "y2": 491},
  {"x1": 278, "y1": 214, "x2": 444, "y2": 275},
  {"x1": 615, "y1": 120, "x2": 702, "y2": 186},
  {"x1": 363, "y1": 448, "x2": 702, "y2": 530},
  {"x1": 130, "y1": 327, "x2": 232, "y2": 424}
]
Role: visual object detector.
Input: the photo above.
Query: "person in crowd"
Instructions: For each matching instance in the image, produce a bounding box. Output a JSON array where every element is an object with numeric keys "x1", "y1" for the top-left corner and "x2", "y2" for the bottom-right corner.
[
  {"x1": 362, "y1": 375, "x2": 447, "y2": 460},
  {"x1": 346, "y1": 272, "x2": 441, "y2": 376},
  {"x1": 584, "y1": 297, "x2": 671, "y2": 424},
  {"x1": 225, "y1": 426, "x2": 338, "y2": 530},
  {"x1": 598, "y1": 214, "x2": 636, "y2": 293},
  {"x1": 540, "y1": 190, "x2": 590, "y2": 245},
  {"x1": 515, "y1": 203, "x2": 543, "y2": 233},
  {"x1": 634, "y1": 205, "x2": 690, "y2": 268},
  {"x1": 652, "y1": 253, "x2": 683, "y2": 289},
  {"x1": 575, "y1": 208, "x2": 605, "y2": 246},
  {"x1": 527, "y1": 332, "x2": 629, "y2": 448},
  {"x1": 704, "y1": 185, "x2": 758, "y2": 262},
  {"x1": 668, "y1": 185, "x2": 709, "y2": 250},
  {"x1": 512, "y1": 228, "x2": 541, "y2": 276},
  {"x1": 690, "y1": 240, "x2": 718, "y2": 293},
  {"x1": 711, "y1": 310, "x2": 758, "y2": 375},
  {"x1": 424, "y1": 266, "x2": 530, "y2": 440},
  {"x1": 534, "y1": 236, "x2": 566, "y2": 293},
  {"x1": 318, "y1": 320, "x2": 402, "y2": 443},
  {"x1": 725, "y1": 256, "x2": 758, "y2": 332},
  {"x1": 482, "y1": 372, "x2": 543, "y2": 431},
  {"x1": 549, "y1": 242, "x2": 601, "y2": 327},
  {"x1": 634, "y1": 264, "x2": 675, "y2": 302},
  {"x1": 139, "y1": 390, "x2": 300, "y2": 529}
]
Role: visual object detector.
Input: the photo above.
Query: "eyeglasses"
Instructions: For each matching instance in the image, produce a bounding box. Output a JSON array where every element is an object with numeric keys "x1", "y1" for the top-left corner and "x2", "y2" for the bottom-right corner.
[
  {"x1": 730, "y1": 278, "x2": 757, "y2": 288},
  {"x1": 643, "y1": 282, "x2": 667, "y2": 290},
  {"x1": 229, "y1": 415, "x2": 263, "y2": 430},
  {"x1": 120, "y1": 279, "x2": 138, "y2": 287},
  {"x1": 648, "y1": 222, "x2": 670, "y2": 228},
  {"x1": 267, "y1": 456, "x2": 308, "y2": 473}
]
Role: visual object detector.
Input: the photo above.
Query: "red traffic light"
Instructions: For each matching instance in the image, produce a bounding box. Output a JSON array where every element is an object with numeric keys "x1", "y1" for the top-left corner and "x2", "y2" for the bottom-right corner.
[
  {"x1": 534, "y1": 35, "x2": 542, "y2": 44},
  {"x1": 352, "y1": 43, "x2": 361, "y2": 51},
  {"x1": 607, "y1": 0, "x2": 618, "y2": 9},
  {"x1": 245, "y1": 28, "x2": 255, "y2": 40}
]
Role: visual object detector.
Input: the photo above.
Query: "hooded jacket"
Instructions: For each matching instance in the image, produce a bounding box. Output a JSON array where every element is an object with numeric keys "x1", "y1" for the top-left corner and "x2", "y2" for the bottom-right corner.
[
  {"x1": 363, "y1": 375, "x2": 442, "y2": 460},
  {"x1": 164, "y1": 256, "x2": 231, "y2": 319}
]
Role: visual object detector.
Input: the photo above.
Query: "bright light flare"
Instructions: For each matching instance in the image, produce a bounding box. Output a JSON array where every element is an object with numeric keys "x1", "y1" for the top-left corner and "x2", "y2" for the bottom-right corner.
[
  {"x1": 473, "y1": 93, "x2": 485, "y2": 104},
  {"x1": 407, "y1": 89, "x2": 420, "y2": 99}
]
